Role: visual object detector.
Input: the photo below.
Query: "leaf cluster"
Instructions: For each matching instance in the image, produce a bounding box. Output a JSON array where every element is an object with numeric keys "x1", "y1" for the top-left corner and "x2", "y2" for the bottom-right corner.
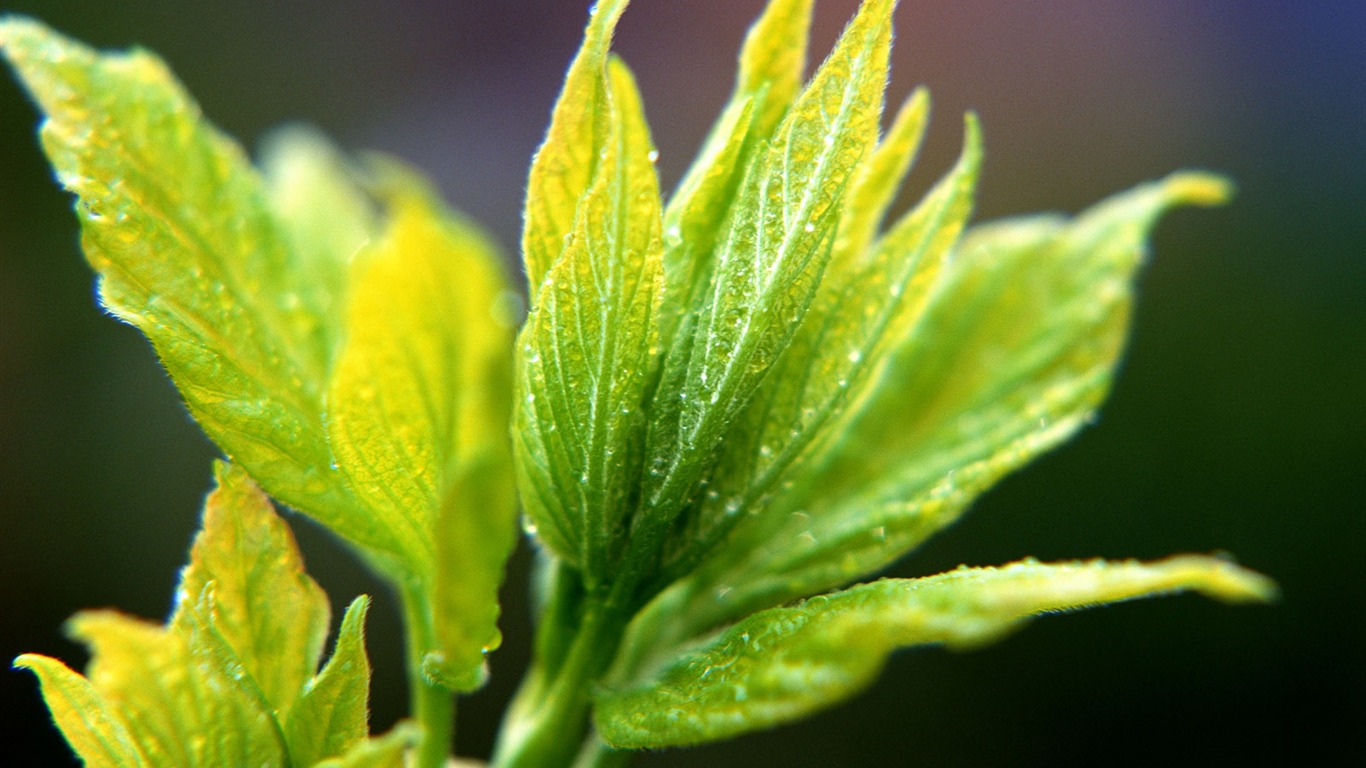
[
  {"x1": 16, "y1": 463, "x2": 413, "y2": 768},
  {"x1": 0, "y1": 2, "x2": 1276, "y2": 765},
  {"x1": 502, "y1": 0, "x2": 1273, "y2": 754}
]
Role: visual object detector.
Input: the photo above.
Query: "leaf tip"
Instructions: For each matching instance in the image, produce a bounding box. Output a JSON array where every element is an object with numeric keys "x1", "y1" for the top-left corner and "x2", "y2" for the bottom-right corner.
[
  {"x1": 961, "y1": 111, "x2": 984, "y2": 167},
  {"x1": 0, "y1": 14, "x2": 37, "y2": 48},
  {"x1": 1176, "y1": 555, "x2": 1278, "y2": 604},
  {"x1": 12, "y1": 652, "x2": 42, "y2": 672},
  {"x1": 1160, "y1": 171, "x2": 1235, "y2": 208}
]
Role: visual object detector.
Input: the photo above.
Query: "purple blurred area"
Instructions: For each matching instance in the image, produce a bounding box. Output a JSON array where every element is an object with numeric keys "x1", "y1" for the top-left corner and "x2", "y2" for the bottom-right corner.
[{"x1": 1, "y1": 1, "x2": 1362, "y2": 765}]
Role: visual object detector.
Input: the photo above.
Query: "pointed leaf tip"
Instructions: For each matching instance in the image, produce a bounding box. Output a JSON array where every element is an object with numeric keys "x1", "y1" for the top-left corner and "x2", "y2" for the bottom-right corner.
[{"x1": 1160, "y1": 171, "x2": 1235, "y2": 207}]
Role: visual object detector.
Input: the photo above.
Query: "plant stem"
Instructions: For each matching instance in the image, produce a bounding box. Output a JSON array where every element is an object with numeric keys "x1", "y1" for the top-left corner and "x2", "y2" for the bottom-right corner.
[
  {"x1": 401, "y1": 582, "x2": 456, "y2": 768},
  {"x1": 491, "y1": 589, "x2": 626, "y2": 768}
]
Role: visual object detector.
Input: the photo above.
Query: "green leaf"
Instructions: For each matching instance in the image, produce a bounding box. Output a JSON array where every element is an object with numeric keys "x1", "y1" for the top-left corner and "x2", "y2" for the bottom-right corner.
[
  {"x1": 665, "y1": 172, "x2": 1234, "y2": 632},
  {"x1": 179, "y1": 461, "x2": 330, "y2": 716},
  {"x1": 666, "y1": 114, "x2": 982, "y2": 578},
  {"x1": 286, "y1": 597, "x2": 372, "y2": 766},
  {"x1": 260, "y1": 124, "x2": 375, "y2": 332},
  {"x1": 12, "y1": 654, "x2": 148, "y2": 768},
  {"x1": 326, "y1": 168, "x2": 516, "y2": 690},
  {"x1": 514, "y1": 55, "x2": 665, "y2": 584},
  {"x1": 732, "y1": 0, "x2": 814, "y2": 139},
  {"x1": 829, "y1": 87, "x2": 932, "y2": 274},
  {"x1": 658, "y1": 97, "x2": 756, "y2": 339},
  {"x1": 0, "y1": 17, "x2": 397, "y2": 561},
  {"x1": 172, "y1": 585, "x2": 292, "y2": 767},
  {"x1": 521, "y1": 0, "x2": 630, "y2": 300},
  {"x1": 18, "y1": 463, "x2": 382, "y2": 768},
  {"x1": 658, "y1": 0, "x2": 814, "y2": 325},
  {"x1": 597, "y1": 555, "x2": 1275, "y2": 748},
  {"x1": 63, "y1": 613, "x2": 195, "y2": 766},
  {"x1": 633, "y1": 0, "x2": 895, "y2": 569}
]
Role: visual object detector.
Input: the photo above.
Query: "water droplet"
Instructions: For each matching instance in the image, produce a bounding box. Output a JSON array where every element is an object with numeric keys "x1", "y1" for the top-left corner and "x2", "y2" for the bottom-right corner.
[
  {"x1": 647, "y1": 149, "x2": 660, "y2": 163},
  {"x1": 847, "y1": 350, "x2": 862, "y2": 363},
  {"x1": 804, "y1": 222, "x2": 815, "y2": 233}
]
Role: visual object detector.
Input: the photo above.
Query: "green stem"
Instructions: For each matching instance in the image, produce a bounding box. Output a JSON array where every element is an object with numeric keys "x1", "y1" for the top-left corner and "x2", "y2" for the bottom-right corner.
[
  {"x1": 491, "y1": 589, "x2": 626, "y2": 768},
  {"x1": 400, "y1": 583, "x2": 456, "y2": 768}
]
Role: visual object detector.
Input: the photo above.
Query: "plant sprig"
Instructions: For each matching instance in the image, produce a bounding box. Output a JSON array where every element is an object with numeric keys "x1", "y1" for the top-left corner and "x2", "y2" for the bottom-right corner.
[{"x1": 1, "y1": 2, "x2": 1273, "y2": 766}]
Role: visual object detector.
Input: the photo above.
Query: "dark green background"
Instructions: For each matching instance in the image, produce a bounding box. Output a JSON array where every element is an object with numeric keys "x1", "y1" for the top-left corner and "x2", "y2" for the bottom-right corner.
[{"x1": 1, "y1": 1, "x2": 1361, "y2": 764}]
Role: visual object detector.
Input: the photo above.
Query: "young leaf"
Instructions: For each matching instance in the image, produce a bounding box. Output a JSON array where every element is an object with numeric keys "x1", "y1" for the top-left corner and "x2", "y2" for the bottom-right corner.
[
  {"x1": 829, "y1": 87, "x2": 932, "y2": 274},
  {"x1": 179, "y1": 461, "x2": 331, "y2": 717},
  {"x1": 17, "y1": 463, "x2": 383, "y2": 768},
  {"x1": 0, "y1": 18, "x2": 397, "y2": 562},
  {"x1": 633, "y1": 0, "x2": 896, "y2": 579},
  {"x1": 172, "y1": 586, "x2": 293, "y2": 767},
  {"x1": 286, "y1": 597, "x2": 373, "y2": 766},
  {"x1": 597, "y1": 556, "x2": 1275, "y2": 748},
  {"x1": 659, "y1": 0, "x2": 815, "y2": 323},
  {"x1": 63, "y1": 614, "x2": 195, "y2": 767},
  {"x1": 522, "y1": 0, "x2": 630, "y2": 298},
  {"x1": 514, "y1": 55, "x2": 664, "y2": 584},
  {"x1": 732, "y1": 0, "x2": 814, "y2": 138},
  {"x1": 260, "y1": 125, "x2": 375, "y2": 330},
  {"x1": 667, "y1": 115, "x2": 982, "y2": 577},
  {"x1": 326, "y1": 167, "x2": 516, "y2": 689},
  {"x1": 11, "y1": 654, "x2": 148, "y2": 768},
  {"x1": 669, "y1": 172, "x2": 1234, "y2": 632}
]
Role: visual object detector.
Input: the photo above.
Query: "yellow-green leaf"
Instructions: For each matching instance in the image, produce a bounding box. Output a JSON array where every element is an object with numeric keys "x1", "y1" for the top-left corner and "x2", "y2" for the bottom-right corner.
[
  {"x1": 597, "y1": 556, "x2": 1274, "y2": 748},
  {"x1": 634, "y1": 0, "x2": 895, "y2": 576},
  {"x1": 172, "y1": 586, "x2": 292, "y2": 766},
  {"x1": 668, "y1": 115, "x2": 981, "y2": 577},
  {"x1": 733, "y1": 0, "x2": 814, "y2": 139},
  {"x1": 19, "y1": 463, "x2": 381, "y2": 768},
  {"x1": 65, "y1": 612, "x2": 196, "y2": 766},
  {"x1": 659, "y1": 0, "x2": 814, "y2": 324},
  {"x1": 12, "y1": 654, "x2": 148, "y2": 768},
  {"x1": 521, "y1": 0, "x2": 630, "y2": 299},
  {"x1": 829, "y1": 87, "x2": 932, "y2": 274},
  {"x1": 0, "y1": 17, "x2": 394, "y2": 560},
  {"x1": 286, "y1": 597, "x2": 372, "y2": 766},
  {"x1": 327, "y1": 169, "x2": 516, "y2": 690},
  {"x1": 668, "y1": 172, "x2": 1233, "y2": 631},
  {"x1": 180, "y1": 461, "x2": 330, "y2": 716},
  {"x1": 260, "y1": 125, "x2": 375, "y2": 343},
  {"x1": 514, "y1": 56, "x2": 665, "y2": 585}
]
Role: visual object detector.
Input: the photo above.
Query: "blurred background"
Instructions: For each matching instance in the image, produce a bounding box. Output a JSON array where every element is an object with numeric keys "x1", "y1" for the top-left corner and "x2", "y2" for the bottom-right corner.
[{"x1": 1, "y1": 0, "x2": 1361, "y2": 764}]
